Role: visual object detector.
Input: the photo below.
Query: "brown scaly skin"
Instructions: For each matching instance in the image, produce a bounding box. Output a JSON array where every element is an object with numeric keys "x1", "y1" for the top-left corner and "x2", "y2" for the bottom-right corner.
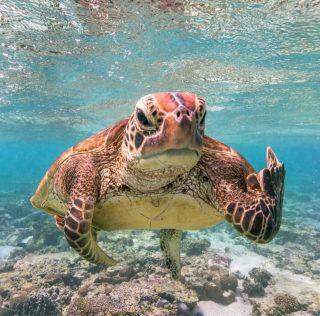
[
  {"x1": 201, "y1": 143, "x2": 285, "y2": 243},
  {"x1": 30, "y1": 92, "x2": 285, "y2": 279}
]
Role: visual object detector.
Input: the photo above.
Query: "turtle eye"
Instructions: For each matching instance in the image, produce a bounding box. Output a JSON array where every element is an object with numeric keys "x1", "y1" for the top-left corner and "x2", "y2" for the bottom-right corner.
[
  {"x1": 136, "y1": 109, "x2": 151, "y2": 127},
  {"x1": 200, "y1": 111, "x2": 206, "y2": 125}
]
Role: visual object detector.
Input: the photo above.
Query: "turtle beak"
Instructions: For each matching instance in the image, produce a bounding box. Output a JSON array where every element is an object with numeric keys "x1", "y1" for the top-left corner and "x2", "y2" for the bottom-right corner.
[{"x1": 141, "y1": 105, "x2": 202, "y2": 157}]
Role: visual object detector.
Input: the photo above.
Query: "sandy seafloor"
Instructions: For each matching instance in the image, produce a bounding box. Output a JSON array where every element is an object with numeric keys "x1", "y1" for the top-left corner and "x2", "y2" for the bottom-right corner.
[{"x1": 0, "y1": 183, "x2": 319, "y2": 315}]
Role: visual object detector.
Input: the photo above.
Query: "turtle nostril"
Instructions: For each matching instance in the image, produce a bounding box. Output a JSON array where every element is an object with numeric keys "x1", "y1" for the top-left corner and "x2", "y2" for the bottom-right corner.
[
  {"x1": 176, "y1": 111, "x2": 181, "y2": 118},
  {"x1": 186, "y1": 110, "x2": 190, "y2": 116}
]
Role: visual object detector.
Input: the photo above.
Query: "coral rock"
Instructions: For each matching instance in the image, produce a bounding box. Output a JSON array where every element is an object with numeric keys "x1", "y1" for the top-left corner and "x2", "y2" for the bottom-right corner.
[
  {"x1": 272, "y1": 293, "x2": 304, "y2": 314},
  {"x1": 243, "y1": 278, "x2": 265, "y2": 297},
  {"x1": 3, "y1": 293, "x2": 60, "y2": 316},
  {"x1": 249, "y1": 268, "x2": 273, "y2": 288},
  {"x1": 182, "y1": 238, "x2": 211, "y2": 256}
]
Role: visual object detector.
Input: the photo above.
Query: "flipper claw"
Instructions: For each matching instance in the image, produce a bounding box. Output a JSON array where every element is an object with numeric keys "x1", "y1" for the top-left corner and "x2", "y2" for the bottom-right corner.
[
  {"x1": 265, "y1": 147, "x2": 285, "y2": 200},
  {"x1": 266, "y1": 146, "x2": 279, "y2": 169}
]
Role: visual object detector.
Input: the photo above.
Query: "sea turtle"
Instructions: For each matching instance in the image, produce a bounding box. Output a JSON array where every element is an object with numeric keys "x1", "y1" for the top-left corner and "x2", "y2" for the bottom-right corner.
[{"x1": 30, "y1": 92, "x2": 285, "y2": 279}]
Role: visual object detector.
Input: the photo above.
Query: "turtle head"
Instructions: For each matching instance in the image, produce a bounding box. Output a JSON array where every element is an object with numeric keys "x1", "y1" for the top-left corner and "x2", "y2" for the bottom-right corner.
[{"x1": 121, "y1": 92, "x2": 206, "y2": 190}]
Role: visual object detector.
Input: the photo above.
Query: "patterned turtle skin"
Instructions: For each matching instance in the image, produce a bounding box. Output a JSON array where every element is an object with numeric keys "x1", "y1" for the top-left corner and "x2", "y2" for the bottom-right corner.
[{"x1": 30, "y1": 92, "x2": 285, "y2": 279}]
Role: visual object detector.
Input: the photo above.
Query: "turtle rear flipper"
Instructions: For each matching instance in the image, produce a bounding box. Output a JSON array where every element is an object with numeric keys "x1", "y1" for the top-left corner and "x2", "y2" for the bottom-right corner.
[{"x1": 160, "y1": 229, "x2": 182, "y2": 280}]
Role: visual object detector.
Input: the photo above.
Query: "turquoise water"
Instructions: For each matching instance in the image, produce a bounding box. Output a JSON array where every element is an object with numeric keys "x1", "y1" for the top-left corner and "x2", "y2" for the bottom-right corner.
[{"x1": 0, "y1": 0, "x2": 320, "y2": 314}]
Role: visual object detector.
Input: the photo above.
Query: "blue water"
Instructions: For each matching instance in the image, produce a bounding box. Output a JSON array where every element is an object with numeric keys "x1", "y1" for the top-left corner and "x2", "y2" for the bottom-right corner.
[
  {"x1": 1, "y1": 1, "x2": 319, "y2": 194},
  {"x1": 0, "y1": 0, "x2": 319, "y2": 307}
]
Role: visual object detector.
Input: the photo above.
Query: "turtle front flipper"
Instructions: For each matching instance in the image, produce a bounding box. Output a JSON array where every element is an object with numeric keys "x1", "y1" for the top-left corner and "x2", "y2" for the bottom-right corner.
[
  {"x1": 64, "y1": 197, "x2": 117, "y2": 266},
  {"x1": 224, "y1": 147, "x2": 285, "y2": 243},
  {"x1": 160, "y1": 229, "x2": 182, "y2": 280},
  {"x1": 59, "y1": 157, "x2": 117, "y2": 266},
  {"x1": 55, "y1": 215, "x2": 65, "y2": 231}
]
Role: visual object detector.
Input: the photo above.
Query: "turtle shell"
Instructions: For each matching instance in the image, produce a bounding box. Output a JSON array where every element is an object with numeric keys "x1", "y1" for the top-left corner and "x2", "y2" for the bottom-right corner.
[{"x1": 30, "y1": 118, "x2": 128, "y2": 212}]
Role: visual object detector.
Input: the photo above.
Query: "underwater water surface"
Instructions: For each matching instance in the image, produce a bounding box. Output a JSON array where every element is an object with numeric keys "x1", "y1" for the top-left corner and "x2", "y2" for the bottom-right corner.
[{"x1": 0, "y1": 0, "x2": 320, "y2": 315}]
